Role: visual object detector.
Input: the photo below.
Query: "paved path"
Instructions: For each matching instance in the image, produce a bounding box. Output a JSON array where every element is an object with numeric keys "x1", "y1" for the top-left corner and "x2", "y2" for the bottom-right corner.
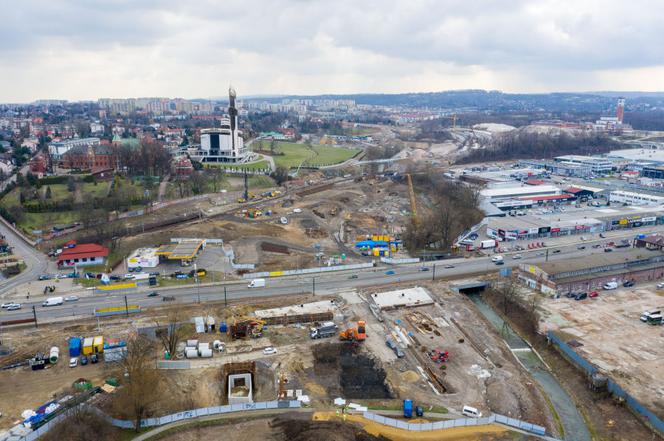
[
  {"x1": 157, "y1": 175, "x2": 170, "y2": 202},
  {"x1": 132, "y1": 407, "x2": 312, "y2": 441}
]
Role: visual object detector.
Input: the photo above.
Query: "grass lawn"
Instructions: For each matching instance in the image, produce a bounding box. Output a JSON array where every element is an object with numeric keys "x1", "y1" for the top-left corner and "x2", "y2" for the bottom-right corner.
[
  {"x1": 268, "y1": 142, "x2": 360, "y2": 168},
  {"x1": 81, "y1": 182, "x2": 110, "y2": 198},
  {"x1": 20, "y1": 211, "x2": 78, "y2": 233}
]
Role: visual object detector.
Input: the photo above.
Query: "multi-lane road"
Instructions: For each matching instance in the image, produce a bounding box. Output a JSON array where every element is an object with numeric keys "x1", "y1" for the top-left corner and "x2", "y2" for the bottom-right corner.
[
  {"x1": 0, "y1": 218, "x2": 49, "y2": 296},
  {"x1": 0, "y1": 240, "x2": 608, "y2": 323}
]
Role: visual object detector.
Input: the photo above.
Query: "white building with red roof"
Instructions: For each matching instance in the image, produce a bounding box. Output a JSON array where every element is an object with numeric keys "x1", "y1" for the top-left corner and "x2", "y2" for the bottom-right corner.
[{"x1": 57, "y1": 241, "x2": 109, "y2": 268}]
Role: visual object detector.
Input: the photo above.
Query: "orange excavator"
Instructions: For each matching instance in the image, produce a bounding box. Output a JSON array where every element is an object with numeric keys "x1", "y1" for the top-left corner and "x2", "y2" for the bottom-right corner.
[{"x1": 339, "y1": 320, "x2": 367, "y2": 342}]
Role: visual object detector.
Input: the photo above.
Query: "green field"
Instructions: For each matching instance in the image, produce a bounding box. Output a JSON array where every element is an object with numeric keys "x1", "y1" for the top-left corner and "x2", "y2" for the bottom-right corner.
[{"x1": 268, "y1": 142, "x2": 360, "y2": 168}]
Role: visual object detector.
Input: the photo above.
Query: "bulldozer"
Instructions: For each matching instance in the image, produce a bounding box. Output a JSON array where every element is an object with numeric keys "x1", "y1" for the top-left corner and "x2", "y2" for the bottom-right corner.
[{"x1": 339, "y1": 320, "x2": 367, "y2": 342}]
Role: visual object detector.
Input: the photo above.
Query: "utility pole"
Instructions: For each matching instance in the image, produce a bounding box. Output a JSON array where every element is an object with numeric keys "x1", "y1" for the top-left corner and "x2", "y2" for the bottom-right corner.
[
  {"x1": 196, "y1": 276, "x2": 201, "y2": 303},
  {"x1": 124, "y1": 295, "x2": 129, "y2": 317},
  {"x1": 224, "y1": 285, "x2": 227, "y2": 307},
  {"x1": 545, "y1": 249, "x2": 549, "y2": 262},
  {"x1": 32, "y1": 305, "x2": 38, "y2": 328},
  {"x1": 312, "y1": 277, "x2": 316, "y2": 296}
]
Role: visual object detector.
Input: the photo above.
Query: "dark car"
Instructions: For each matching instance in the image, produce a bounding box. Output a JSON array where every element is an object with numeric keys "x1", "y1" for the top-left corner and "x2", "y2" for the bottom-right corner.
[
  {"x1": 348, "y1": 274, "x2": 358, "y2": 279},
  {"x1": 552, "y1": 249, "x2": 561, "y2": 254},
  {"x1": 162, "y1": 296, "x2": 176, "y2": 302},
  {"x1": 599, "y1": 233, "x2": 606, "y2": 238},
  {"x1": 604, "y1": 248, "x2": 613, "y2": 253},
  {"x1": 415, "y1": 406, "x2": 424, "y2": 417},
  {"x1": 566, "y1": 292, "x2": 577, "y2": 298},
  {"x1": 444, "y1": 264, "x2": 455, "y2": 269},
  {"x1": 110, "y1": 275, "x2": 122, "y2": 281},
  {"x1": 495, "y1": 261, "x2": 504, "y2": 265},
  {"x1": 385, "y1": 270, "x2": 396, "y2": 275},
  {"x1": 419, "y1": 267, "x2": 430, "y2": 272},
  {"x1": 80, "y1": 356, "x2": 88, "y2": 366},
  {"x1": 147, "y1": 291, "x2": 159, "y2": 297},
  {"x1": 574, "y1": 292, "x2": 588, "y2": 301},
  {"x1": 623, "y1": 280, "x2": 635, "y2": 287},
  {"x1": 90, "y1": 354, "x2": 98, "y2": 364},
  {"x1": 577, "y1": 246, "x2": 586, "y2": 250}
]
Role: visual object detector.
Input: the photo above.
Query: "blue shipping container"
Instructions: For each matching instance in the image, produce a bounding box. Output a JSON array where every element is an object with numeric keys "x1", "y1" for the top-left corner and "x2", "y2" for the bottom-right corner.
[{"x1": 69, "y1": 337, "x2": 81, "y2": 357}]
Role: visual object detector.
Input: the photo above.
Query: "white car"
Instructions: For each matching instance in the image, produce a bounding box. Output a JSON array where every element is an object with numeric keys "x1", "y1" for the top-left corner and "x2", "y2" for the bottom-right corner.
[
  {"x1": 123, "y1": 274, "x2": 135, "y2": 280},
  {"x1": 512, "y1": 254, "x2": 522, "y2": 260},
  {"x1": 6, "y1": 303, "x2": 21, "y2": 311},
  {"x1": 64, "y1": 296, "x2": 79, "y2": 302},
  {"x1": 657, "y1": 282, "x2": 664, "y2": 289},
  {"x1": 69, "y1": 358, "x2": 78, "y2": 368},
  {"x1": 1, "y1": 302, "x2": 14, "y2": 309},
  {"x1": 293, "y1": 208, "x2": 302, "y2": 213},
  {"x1": 263, "y1": 347, "x2": 277, "y2": 355}
]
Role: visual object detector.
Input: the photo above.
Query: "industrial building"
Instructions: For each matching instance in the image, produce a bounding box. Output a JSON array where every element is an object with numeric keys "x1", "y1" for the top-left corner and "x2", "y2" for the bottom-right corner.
[
  {"x1": 609, "y1": 190, "x2": 664, "y2": 206},
  {"x1": 554, "y1": 155, "x2": 614, "y2": 175},
  {"x1": 480, "y1": 185, "x2": 561, "y2": 202},
  {"x1": 517, "y1": 250, "x2": 664, "y2": 295}
]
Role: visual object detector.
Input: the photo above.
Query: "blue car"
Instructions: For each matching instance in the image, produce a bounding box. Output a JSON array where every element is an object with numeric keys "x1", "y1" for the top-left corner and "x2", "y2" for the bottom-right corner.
[{"x1": 385, "y1": 270, "x2": 396, "y2": 275}]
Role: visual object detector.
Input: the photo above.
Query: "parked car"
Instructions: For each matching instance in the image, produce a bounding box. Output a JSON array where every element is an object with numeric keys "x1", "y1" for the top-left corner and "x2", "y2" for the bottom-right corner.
[
  {"x1": 1, "y1": 302, "x2": 14, "y2": 308},
  {"x1": 574, "y1": 292, "x2": 588, "y2": 301},
  {"x1": 123, "y1": 274, "x2": 135, "y2": 280},
  {"x1": 38, "y1": 275, "x2": 52, "y2": 281},
  {"x1": 64, "y1": 296, "x2": 79, "y2": 302},
  {"x1": 552, "y1": 249, "x2": 561, "y2": 254},
  {"x1": 80, "y1": 356, "x2": 88, "y2": 366},
  {"x1": 69, "y1": 358, "x2": 78, "y2": 368},
  {"x1": 147, "y1": 292, "x2": 159, "y2": 297},
  {"x1": 162, "y1": 296, "x2": 175, "y2": 302},
  {"x1": 657, "y1": 282, "x2": 664, "y2": 289},
  {"x1": 6, "y1": 303, "x2": 21, "y2": 311},
  {"x1": 566, "y1": 292, "x2": 577, "y2": 298},
  {"x1": 110, "y1": 275, "x2": 122, "y2": 281},
  {"x1": 599, "y1": 233, "x2": 606, "y2": 238},
  {"x1": 90, "y1": 354, "x2": 98, "y2": 364},
  {"x1": 592, "y1": 244, "x2": 602, "y2": 249},
  {"x1": 512, "y1": 254, "x2": 522, "y2": 260},
  {"x1": 623, "y1": 280, "x2": 635, "y2": 288},
  {"x1": 419, "y1": 267, "x2": 430, "y2": 271},
  {"x1": 263, "y1": 347, "x2": 277, "y2": 355},
  {"x1": 604, "y1": 248, "x2": 613, "y2": 253},
  {"x1": 348, "y1": 274, "x2": 358, "y2": 279},
  {"x1": 385, "y1": 270, "x2": 396, "y2": 275},
  {"x1": 444, "y1": 264, "x2": 455, "y2": 269},
  {"x1": 577, "y1": 246, "x2": 586, "y2": 250},
  {"x1": 589, "y1": 291, "x2": 599, "y2": 298}
]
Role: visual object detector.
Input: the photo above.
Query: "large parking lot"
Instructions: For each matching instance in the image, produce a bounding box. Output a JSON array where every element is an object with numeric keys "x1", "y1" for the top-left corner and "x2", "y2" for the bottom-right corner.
[{"x1": 539, "y1": 282, "x2": 664, "y2": 416}]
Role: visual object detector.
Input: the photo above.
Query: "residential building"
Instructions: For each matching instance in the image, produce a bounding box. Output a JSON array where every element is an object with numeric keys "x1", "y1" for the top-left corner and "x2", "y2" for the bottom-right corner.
[
  {"x1": 171, "y1": 155, "x2": 193, "y2": 178},
  {"x1": 29, "y1": 153, "x2": 48, "y2": 177}
]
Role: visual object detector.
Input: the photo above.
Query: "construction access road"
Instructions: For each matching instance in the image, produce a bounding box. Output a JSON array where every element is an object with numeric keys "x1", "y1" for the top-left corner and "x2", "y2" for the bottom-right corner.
[{"x1": 0, "y1": 241, "x2": 621, "y2": 323}]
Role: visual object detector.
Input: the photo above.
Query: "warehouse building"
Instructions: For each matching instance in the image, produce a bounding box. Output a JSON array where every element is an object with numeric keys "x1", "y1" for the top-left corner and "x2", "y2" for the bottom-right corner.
[{"x1": 517, "y1": 250, "x2": 664, "y2": 295}]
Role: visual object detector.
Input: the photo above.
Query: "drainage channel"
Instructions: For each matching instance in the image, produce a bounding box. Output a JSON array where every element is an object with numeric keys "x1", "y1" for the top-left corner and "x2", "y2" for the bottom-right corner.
[{"x1": 468, "y1": 293, "x2": 591, "y2": 441}]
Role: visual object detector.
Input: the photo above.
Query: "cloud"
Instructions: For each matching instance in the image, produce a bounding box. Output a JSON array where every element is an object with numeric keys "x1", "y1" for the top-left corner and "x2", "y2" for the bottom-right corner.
[{"x1": 0, "y1": 0, "x2": 662, "y2": 101}]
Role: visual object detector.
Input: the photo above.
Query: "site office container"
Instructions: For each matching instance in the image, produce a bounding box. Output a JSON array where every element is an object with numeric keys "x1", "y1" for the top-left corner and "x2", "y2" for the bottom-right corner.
[
  {"x1": 92, "y1": 336, "x2": 104, "y2": 354},
  {"x1": 82, "y1": 337, "x2": 94, "y2": 355}
]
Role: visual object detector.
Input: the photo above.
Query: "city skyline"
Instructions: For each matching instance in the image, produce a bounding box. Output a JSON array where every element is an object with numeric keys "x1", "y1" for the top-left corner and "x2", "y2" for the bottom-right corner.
[{"x1": 1, "y1": 0, "x2": 664, "y2": 102}]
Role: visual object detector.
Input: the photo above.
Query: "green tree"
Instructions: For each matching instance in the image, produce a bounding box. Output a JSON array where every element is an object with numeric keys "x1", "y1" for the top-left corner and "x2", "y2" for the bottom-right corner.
[
  {"x1": 271, "y1": 165, "x2": 290, "y2": 185},
  {"x1": 44, "y1": 186, "x2": 52, "y2": 199}
]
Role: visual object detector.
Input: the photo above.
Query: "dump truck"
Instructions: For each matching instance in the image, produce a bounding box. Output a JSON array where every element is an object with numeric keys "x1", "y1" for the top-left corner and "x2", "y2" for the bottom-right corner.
[{"x1": 309, "y1": 321, "x2": 338, "y2": 339}]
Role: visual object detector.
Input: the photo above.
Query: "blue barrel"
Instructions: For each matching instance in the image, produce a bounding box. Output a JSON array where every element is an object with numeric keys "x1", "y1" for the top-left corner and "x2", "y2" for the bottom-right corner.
[{"x1": 219, "y1": 322, "x2": 228, "y2": 333}]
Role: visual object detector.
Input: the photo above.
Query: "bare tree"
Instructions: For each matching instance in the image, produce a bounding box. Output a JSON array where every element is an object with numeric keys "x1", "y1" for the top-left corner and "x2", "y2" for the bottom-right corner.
[
  {"x1": 153, "y1": 311, "x2": 191, "y2": 359},
  {"x1": 113, "y1": 335, "x2": 162, "y2": 431}
]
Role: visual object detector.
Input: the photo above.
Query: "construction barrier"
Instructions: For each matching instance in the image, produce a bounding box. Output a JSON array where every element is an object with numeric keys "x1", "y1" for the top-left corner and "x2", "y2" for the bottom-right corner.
[
  {"x1": 94, "y1": 305, "x2": 141, "y2": 317},
  {"x1": 95, "y1": 282, "x2": 137, "y2": 293},
  {"x1": 362, "y1": 412, "x2": 550, "y2": 438},
  {"x1": 548, "y1": 331, "x2": 664, "y2": 436},
  {"x1": 380, "y1": 257, "x2": 420, "y2": 264},
  {"x1": 244, "y1": 262, "x2": 375, "y2": 279}
]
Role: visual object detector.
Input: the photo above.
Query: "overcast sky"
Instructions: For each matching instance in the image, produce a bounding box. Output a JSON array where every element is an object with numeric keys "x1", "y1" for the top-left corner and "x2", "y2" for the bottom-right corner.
[{"x1": 1, "y1": 0, "x2": 663, "y2": 102}]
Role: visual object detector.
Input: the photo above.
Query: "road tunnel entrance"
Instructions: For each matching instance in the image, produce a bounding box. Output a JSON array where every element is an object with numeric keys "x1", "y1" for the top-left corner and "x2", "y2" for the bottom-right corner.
[{"x1": 451, "y1": 281, "x2": 489, "y2": 295}]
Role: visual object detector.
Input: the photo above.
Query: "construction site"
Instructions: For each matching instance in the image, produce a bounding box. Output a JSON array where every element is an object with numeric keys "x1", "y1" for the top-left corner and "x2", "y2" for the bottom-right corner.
[{"x1": 0, "y1": 275, "x2": 560, "y2": 440}]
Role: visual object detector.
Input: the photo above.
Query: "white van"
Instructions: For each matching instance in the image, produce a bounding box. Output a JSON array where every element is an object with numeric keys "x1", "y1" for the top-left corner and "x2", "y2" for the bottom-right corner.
[
  {"x1": 491, "y1": 255, "x2": 504, "y2": 263},
  {"x1": 640, "y1": 309, "x2": 662, "y2": 322},
  {"x1": 247, "y1": 278, "x2": 266, "y2": 288},
  {"x1": 42, "y1": 296, "x2": 64, "y2": 307},
  {"x1": 603, "y1": 281, "x2": 618, "y2": 290},
  {"x1": 462, "y1": 405, "x2": 482, "y2": 418}
]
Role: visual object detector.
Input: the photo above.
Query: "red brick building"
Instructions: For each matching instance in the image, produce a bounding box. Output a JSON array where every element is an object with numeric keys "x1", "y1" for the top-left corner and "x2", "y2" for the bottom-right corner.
[
  {"x1": 29, "y1": 153, "x2": 48, "y2": 177},
  {"x1": 171, "y1": 156, "x2": 193, "y2": 179},
  {"x1": 60, "y1": 144, "x2": 117, "y2": 171}
]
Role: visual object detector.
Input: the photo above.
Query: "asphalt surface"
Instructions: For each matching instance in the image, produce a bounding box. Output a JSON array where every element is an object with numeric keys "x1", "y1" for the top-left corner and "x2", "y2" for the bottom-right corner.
[
  {"x1": 0, "y1": 218, "x2": 49, "y2": 296},
  {"x1": 0, "y1": 239, "x2": 612, "y2": 323}
]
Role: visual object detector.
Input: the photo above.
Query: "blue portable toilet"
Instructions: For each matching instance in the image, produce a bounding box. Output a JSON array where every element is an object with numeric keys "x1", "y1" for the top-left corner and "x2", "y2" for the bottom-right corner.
[
  {"x1": 68, "y1": 337, "x2": 81, "y2": 357},
  {"x1": 403, "y1": 399, "x2": 413, "y2": 418},
  {"x1": 219, "y1": 322, "x2": 228, "y2": 333}
]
